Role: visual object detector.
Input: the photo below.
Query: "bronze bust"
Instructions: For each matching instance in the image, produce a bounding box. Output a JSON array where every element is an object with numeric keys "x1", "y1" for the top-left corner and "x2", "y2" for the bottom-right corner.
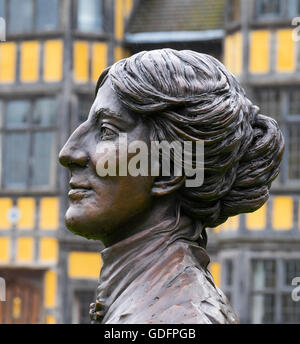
[{"x1": 59, "y1": 49, "x2": 284, "y2": 324}]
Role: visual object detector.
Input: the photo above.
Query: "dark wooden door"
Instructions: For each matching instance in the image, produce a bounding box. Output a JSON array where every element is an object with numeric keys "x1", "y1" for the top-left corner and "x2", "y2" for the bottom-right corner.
[{"x1": 0, "y1": 269, "x2": 43, "y2": 324}]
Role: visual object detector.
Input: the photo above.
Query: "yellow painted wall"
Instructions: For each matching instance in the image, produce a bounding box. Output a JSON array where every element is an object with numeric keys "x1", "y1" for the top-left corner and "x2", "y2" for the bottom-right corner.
[
  {"x1": 124, "y1": 0, "x2": 134, "y2": 18},
  {"x1": 16, "y1": 237, "x2": 34, "y2": 262},
  {"x1": 224, "y1": 34, "x2": 234, "y2": 72},
  {"x1": 39, "y1": 238, "x2": 58, "y2": 263},
  {"x1": 0, "y1": 42, "x2": 16, "y2": 83},
  {"x1": 221, "y1": 215, "x2": 239, "y2": 231},
  {"x1": 44, "y1": 270, "x2": 57, "y2": 308},
  {"x1": 246, "y1": 204, "x2": 267, "y2": 231},
  {"x1": 273, "y1": 197, "x2": 293, "y2": 230},
  {"x1": 46, "y1": 315, "x2": 56, "y2": 324},
  {"x1": 0, "y1": 198, "x2": 13, "y2": 229},
  {"x1": 224, "y1": 32, "x2": 243, "y2": 75},
  {"x1": 20, "y1": 41, "x2": 40, "y2": 82},
  {"x1": 276, "y1": 29, "x2": 295, "y2": 73},
  {"x1": 40, "y1": 198, "x2": 59, "y2": 230},
  {"x1": 114, "y1": 45, "x2": 126, "y2": 62},
  {"x1": 249, "y1": 30, "x2": 270, "y2": 74},
  {"x1": 234, "y1": 32, "x2": 243, "y2": 75},
  {"x1": 44, "y1": 40, "x2": 63, "y2": 82},
  {"x1": 68, "y1": 252, "x2": 102, "y2": 279},
  {"x1": 0, "y1": 237, "x2": 10, "y2": 262},
  {"x1": 115, "y1": 0, "x2": 124, "y2": 41},
  {"x1": 17, "y1": 198, "x2": 35, "y2": 230},
  {"x1": 73, "y1": 41, "x2": 89, "y2": 83},
  {"x1": 92, "y1": 42, "x2": 107, "y2": 82},
  {"x1": 210, "y1": 262, "x2": 221, "y2": 288}
]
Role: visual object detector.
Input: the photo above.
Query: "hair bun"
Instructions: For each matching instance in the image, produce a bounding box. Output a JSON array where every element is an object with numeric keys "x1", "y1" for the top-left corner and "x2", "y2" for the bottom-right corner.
[{"x1": 219, "y1": 112, "x2": 285, "y2": 220}]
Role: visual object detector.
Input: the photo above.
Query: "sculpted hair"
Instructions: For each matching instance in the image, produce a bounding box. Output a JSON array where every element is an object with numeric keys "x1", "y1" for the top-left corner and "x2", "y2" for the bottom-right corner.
[{"x1": 95, "y1": 49, "x2": 284, "y2": 228}]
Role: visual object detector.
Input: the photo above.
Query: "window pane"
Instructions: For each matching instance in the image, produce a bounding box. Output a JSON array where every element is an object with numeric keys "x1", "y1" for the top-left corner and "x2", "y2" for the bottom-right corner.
[
  {"x1": 288, "y1": 125, "x2": 300, "y2": 180},
  {"x1": 251, "y1": 294, "x2": 275, "y2": 324},
  {"x1": 73, "y1": 291, "x2": 95, "y2": 324},
  {"x1": 5, "y1": 100, "x2": 30, "y2": 128},
  {"x1": 0, "y1": 0, "x2": 5, "y2": 17},
  {"x1": 8, "y1": 0, "x2": 33, "y2": 33},
  {"x1": 288, "y1": 90, "x2": 300, "y2": 115},
  {"x1": 31, "y1": 131, "x2": 56, "y2": 187},
  {"x1": 77, "y1": 0, "x2": 102, "y2": 32},
  {"x1": 78, "y1": 96, "x2": 93, "y2": 123},
  {"x1": 287, "y1": 0, "x2": 300, "y2": 16},
  {"x1": 284, "y1": 260, "x2": 300, "y2": 286},
  {"x1": 3, "y1": 133, "x2": 30, "y2": 188},
  {"x1": 282, "y1": 293, "x2": 300, "y2": 324},
  {"x1": 0, "y1": 100, "x2": 3, "y2": 128},
  {"x1": 257, "y1": 0, "x2": 282, "y2": 18},
  {"x1": 254, "y1": 88, "x2": 281, "y2": 124},
  {"x1": 36, "y1": 0, "x2": 58, "y2": 31},
  {"x1": 224, "y1": 259, "x2": 233, "y2": 286},
  {"x1": 252, "y1": 260, "x2": 276, "y2": 290},
  {"x1": 33, "y1": 98, "x2": 57, "y2": 127}
]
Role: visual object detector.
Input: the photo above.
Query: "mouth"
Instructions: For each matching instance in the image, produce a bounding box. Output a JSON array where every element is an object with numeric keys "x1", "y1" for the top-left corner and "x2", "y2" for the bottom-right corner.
[{"x1": 68, "y1": 182, "x2": 93, "y2": 201}]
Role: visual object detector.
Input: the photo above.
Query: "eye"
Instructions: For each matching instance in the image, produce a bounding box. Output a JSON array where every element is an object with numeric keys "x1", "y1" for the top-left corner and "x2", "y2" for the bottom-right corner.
[{"x1": 99, "y1": 125, "x2": 118, "y2": 140}]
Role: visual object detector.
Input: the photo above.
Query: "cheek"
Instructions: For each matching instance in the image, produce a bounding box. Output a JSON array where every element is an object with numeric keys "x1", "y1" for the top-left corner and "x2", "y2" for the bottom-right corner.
[
  {"x1": 91, "y1": 141, "x2": 119, "y2": 176},
  {"x1": 87, "y1": 136, "x2": 153, "y2": 222},
  {"x1": 91, "y1": 174, "x2": 153, "y2": 218}
]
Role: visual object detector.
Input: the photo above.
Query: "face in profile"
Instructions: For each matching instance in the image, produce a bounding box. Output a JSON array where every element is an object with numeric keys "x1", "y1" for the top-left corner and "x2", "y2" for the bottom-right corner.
[
  {"x1": 59, "y1": 79, "x2": 154, "y2": 246},
  {"x1": 59, "y1": 49, "x2": 284, "y2": 249}
]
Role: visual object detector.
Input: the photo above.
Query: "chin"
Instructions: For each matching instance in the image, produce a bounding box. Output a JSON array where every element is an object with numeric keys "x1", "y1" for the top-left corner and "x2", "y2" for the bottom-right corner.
[{"x1": 64, "y1": 206, "x2": 113, "y2": 241}]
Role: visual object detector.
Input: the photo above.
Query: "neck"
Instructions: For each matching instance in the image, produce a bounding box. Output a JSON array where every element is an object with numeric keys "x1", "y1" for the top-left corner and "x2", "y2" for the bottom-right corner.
[
  {"x1": 103, "y1": 194, "x2": 178, "y2": 247},
  {"x1": 96, "y1": 212, "x2": 209, "y2": 323}
]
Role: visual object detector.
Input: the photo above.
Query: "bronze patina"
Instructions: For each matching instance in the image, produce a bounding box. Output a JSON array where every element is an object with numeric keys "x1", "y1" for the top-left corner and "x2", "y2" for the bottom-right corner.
[{"x1": 59, "y1": 49, "x2": 284, "y2": 324}]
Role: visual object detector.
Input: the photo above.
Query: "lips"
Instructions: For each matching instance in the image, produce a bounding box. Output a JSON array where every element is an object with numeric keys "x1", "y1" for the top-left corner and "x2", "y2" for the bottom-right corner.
[{"x1": 68, "y1": 181, "x2": 92, "y2": 200}]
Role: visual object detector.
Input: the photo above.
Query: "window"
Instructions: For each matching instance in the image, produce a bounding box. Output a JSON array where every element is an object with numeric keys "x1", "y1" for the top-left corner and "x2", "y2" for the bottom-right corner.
[
  {"x1": 78, "y1": 95, "x2": 94, "y2": 124},
  {"x1": 0, "y1": 0, "x2": 5, "y2": 18},
  {"x1": 250, "y1": 259, "x2": 300, "y2": 324},
  {"x1": 257, "y1": 0, "x2": 300, "y2": 19},
  {"x1": 254, "y1": 88, "x2": 300, "y2": 184},
  {"x1": 5, "y1": 0, "x2": 58, "y2": 34},
  {"x1": 8, "y1": 0, "x2": 33, "y2": 33},
  {"x1": 77, "y1": 0, "x2": 102, "y2": 32},
  {"x1": 287, "y1": 0, "x2": 300, "y2": 17},
  {"x1": 254, "y1": 88, "x2": 281, "y2": 123},
  {"x1": 72, "y1": 290, "x2": 95, "y2": 324},
  {"x1": 251, "y1": 260, "x2": 277, "y2": 323},
  {"x1": 0, "y1": 98, "x2": 57, "y2": 189},
  {"x1": 36, "y1": 0, "x2": 58, "y2": 31},
  {"x1": 222, "y1": 259, "x2": 234, "y2": 303},
  {"x1": 256, "y1": 0, "x2": 282, "y2": 18},
  {"x1": 282, "y1": 260, "x2": 300, "y2": 323}
]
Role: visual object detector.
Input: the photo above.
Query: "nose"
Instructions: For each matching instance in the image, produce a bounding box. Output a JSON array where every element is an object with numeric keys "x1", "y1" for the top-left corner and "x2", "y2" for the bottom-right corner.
[{"x1": 59, "y1": 128, "x2": 89, "y2": 168}]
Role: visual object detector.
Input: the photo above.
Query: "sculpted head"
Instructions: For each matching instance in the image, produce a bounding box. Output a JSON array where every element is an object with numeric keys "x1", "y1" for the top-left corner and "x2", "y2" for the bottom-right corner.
[{"x1": 59, "y1": 49, "x2": 284, "y2": 247}]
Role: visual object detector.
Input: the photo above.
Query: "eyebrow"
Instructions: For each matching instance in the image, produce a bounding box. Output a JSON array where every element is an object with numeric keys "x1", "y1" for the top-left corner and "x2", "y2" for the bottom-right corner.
[
  {"x1": 92, "y1": 107, "x2": 133, "y2": 127},
  {"x1": 94, "y1": 107, "x2": 122, "y2": 120}
]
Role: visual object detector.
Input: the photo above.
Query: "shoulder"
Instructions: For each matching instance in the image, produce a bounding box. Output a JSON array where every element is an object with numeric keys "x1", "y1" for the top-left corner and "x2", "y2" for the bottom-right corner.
[{"x1": 148, "y1": 266, "x2": 239, "y2": 324}]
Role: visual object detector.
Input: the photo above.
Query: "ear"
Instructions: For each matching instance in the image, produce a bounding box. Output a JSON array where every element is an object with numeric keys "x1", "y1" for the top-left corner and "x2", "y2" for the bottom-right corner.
[{"x1": 151, "y1": 175, "x2": 186, "y2": 196}]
